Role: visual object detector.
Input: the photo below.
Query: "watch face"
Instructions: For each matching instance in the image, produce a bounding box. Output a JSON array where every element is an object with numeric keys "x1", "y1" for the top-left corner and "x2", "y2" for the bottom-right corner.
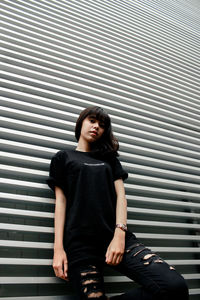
[
  {"x1": 123, "y1": 225, "x2": 127, "y2": 231},
  {"x1": 116, "y1": 224, "x2": 127, "y2": 231}
]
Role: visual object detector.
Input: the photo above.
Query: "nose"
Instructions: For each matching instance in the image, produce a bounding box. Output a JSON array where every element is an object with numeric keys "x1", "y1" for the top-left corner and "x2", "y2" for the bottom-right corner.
[{"x1": 93, "y1": 122, "x2": 99, "y2": 129}]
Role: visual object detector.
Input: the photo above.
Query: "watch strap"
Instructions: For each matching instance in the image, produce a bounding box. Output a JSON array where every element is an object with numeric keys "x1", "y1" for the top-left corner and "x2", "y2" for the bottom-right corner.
[{"x1": 115, "y1": 223, "x2": 127, "y2": 232}]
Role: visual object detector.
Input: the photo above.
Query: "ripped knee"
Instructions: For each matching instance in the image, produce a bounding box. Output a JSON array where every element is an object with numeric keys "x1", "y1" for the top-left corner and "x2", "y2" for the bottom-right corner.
[
  {"x1": 80, "y1": 265, "x2": 105, "y2": 299},
  {"x1": 142, "y1": 253, "x2": 157, "y2": 265},
  {"x1": 142, "y1": 253, "x2": 176, "y2": 271},
  {"x1": 125, "y1": 243, "x2": 176, "y2": 271},
  {"x1": 88, "y1": 292, "x2": 104, "y2": 298}
]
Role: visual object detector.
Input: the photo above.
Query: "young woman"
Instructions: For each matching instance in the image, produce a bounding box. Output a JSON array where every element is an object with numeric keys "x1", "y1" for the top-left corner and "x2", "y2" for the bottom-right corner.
[{"x1": 47, "y1": 106, "x2": 189, "y2": 300}]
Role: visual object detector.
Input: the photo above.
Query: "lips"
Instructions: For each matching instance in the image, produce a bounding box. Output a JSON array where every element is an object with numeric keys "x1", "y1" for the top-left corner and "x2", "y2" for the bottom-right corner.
[{"x1": 90, "y1": 131, "x2": 98, "y2": 136}]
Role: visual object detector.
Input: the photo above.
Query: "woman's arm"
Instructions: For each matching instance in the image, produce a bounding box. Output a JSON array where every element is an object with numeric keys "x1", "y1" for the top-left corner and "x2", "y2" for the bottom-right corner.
[
  {"x1": 105, "y1": 178, "x2": 127, "y2": 266},
  {"x1": 53, "y1": 186, "x2": 68, "y2": 281},
  {"x1": 114, "y1": 178, "x2": 127, "y2": 235}
]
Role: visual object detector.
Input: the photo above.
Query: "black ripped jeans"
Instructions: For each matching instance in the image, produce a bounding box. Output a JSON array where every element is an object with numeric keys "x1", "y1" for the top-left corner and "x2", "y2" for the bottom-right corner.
[{"x1": 68, "y1": 232, "x2": 189, "y2": 300}]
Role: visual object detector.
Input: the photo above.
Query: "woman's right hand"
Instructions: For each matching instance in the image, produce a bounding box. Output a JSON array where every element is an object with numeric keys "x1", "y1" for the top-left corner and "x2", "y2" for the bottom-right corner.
[{"x1": 53, "y1": 248, "x2": 69, "y2": 281}]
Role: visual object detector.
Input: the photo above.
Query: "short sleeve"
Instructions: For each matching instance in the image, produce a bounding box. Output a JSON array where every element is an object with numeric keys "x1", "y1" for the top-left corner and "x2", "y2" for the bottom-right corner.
[
  {"x1": 110, "y1": 156, "x2": 128, "y2": 181},
  {"x1": 46, "y1": 150, "x2": 65, "y2": 192}
]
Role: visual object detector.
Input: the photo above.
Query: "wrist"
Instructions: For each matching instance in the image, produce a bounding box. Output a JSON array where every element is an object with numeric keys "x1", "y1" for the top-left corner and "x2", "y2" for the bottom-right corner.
[
  {"x1": 115, "y1": 223, "x2": 127, "y2": 232},
  {"x1": 114, "y1": 227, "x2": 126, "y2": 236},
  {"x1": 54, "y1": 244, "x2": 64, "y2": 251}
]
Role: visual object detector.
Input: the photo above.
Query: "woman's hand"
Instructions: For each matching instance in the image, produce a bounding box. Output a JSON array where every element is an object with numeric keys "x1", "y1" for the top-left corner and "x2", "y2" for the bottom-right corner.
[
  {"x1": 53, "y1": 248, "x2": 69, "y2": 281},
  {"x1": 105, "y1": 229, "x2": 125, "y2": 266}
]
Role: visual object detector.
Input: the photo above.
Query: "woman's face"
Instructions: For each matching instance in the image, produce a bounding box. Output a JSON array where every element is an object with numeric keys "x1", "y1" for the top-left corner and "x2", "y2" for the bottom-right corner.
[{"x1": 80, "y1": 115, "x2": 105, "y2": 143}]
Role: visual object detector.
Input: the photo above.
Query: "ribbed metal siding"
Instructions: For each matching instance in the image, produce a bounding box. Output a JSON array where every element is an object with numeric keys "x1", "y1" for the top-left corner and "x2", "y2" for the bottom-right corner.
[{"x1": 1, "y1": 0, "x2": 200, "y2": 298}]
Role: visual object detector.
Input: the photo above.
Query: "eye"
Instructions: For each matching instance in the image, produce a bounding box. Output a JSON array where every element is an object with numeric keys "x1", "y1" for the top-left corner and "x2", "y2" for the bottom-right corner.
[
  {"x1": 89, "y1": 118, "x2": 95, "y2": 123},
  {"x1": 100, "y1": 123, "x2": 105, "y2": 128}
]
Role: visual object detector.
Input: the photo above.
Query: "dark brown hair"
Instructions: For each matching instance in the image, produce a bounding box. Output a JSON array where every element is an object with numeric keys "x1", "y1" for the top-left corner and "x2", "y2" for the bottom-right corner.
[{"x1": 75, "y1": 106, "x2": 119, "y2": 158}]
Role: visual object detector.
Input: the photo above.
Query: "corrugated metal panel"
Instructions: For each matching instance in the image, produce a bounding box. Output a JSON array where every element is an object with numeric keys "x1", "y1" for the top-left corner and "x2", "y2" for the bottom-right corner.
[{"x1": 0, "y1": 0, "x2": 200, "y2": 298}]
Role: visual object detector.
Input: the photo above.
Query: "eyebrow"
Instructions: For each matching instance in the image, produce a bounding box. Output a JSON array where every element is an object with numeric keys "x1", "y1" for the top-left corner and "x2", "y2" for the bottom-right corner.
[
  {"x1": 88, "y1": 115, "x2": 97, "y2": 119},
  {"x1": 88, "y1": 115, "x2": 105, "y2": 124}
]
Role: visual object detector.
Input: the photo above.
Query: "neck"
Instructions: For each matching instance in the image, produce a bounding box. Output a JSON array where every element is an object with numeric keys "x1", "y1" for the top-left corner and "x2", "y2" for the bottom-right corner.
[{"x1": 76, "y1": 138, "x2": 91, "y2": 152}]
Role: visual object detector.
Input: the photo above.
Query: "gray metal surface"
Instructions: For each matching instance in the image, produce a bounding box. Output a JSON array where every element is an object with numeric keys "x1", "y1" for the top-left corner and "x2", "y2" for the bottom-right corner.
[{"x1": 0, "y1": 0, "x2": 200, "y2": 298}]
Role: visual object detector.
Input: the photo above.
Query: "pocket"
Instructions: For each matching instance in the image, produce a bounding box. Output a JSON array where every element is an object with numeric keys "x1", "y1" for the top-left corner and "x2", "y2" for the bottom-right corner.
[{"x1": 125, "y1": 231, "x2": 138, "y2": 249}]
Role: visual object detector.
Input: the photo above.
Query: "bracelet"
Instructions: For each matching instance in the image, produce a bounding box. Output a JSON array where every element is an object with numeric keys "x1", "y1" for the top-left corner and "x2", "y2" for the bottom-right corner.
[{"x1": 115, "y1": 223, "x2": 127, "y2": 232}]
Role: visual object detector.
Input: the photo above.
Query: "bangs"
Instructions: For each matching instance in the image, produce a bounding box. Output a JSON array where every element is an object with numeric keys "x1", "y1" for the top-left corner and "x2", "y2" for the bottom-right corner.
[{"x1": 87, "y1": 107, "x2": 110, "y2": 127}]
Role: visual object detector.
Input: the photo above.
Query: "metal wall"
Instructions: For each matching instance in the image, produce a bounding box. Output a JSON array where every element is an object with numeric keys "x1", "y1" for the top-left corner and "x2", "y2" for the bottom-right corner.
[{"x1": 1, "y1": 0, "x2": 200, "y2": 298}]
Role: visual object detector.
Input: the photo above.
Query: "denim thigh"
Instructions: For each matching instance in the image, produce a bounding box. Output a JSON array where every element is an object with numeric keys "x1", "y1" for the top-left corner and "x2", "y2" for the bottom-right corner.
[{"x1": 110, "y1": 233, "x2": 189, "y2": 300}]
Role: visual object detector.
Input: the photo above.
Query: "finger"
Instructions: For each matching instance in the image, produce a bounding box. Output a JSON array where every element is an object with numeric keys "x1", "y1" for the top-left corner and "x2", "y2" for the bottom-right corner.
[
  {"x1": 105, "y1": 248, "x2": 110, "y2": 262},
  {"x1": 53, "y1": 266, "x2": 58, "y2": 277},
  {"x1": 64, "y1": 266, "x2": 68, "y2": 279},
  {"x1": 111, "y1": 253, "x2": 118, "y2": 265},
  {"x1": 64, "y1": 260, "x2": 68, "y2": 278},
  {"x1": 116, "y1": 254, "x2": 123, "y2": 265},
  {"x1": 57, "y1": 266, "x2": 64, "y2": 278},
  {"x1": 105, "y1": 248, "x2": 109, "y2": 261},
  {"x1": 106, "y1": 250, "x2": 113, "y2": 264},
  {"x1": 114, "y1": 253, "x2": 122, "y2": 265},
  {"x1": 64, "y1": 272, "x2": 68, "y2": 280}
]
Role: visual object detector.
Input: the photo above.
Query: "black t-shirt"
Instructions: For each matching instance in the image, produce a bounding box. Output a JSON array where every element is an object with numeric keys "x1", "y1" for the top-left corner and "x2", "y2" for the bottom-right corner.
[{"x1": 46, "y1": 149, "x2": 128, "y2": 267}]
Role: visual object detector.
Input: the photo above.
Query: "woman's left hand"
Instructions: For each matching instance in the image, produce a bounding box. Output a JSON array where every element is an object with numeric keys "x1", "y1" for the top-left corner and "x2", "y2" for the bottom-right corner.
[{"x1": 105, "y1": 232, "x2": 125, "y2": 266}]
